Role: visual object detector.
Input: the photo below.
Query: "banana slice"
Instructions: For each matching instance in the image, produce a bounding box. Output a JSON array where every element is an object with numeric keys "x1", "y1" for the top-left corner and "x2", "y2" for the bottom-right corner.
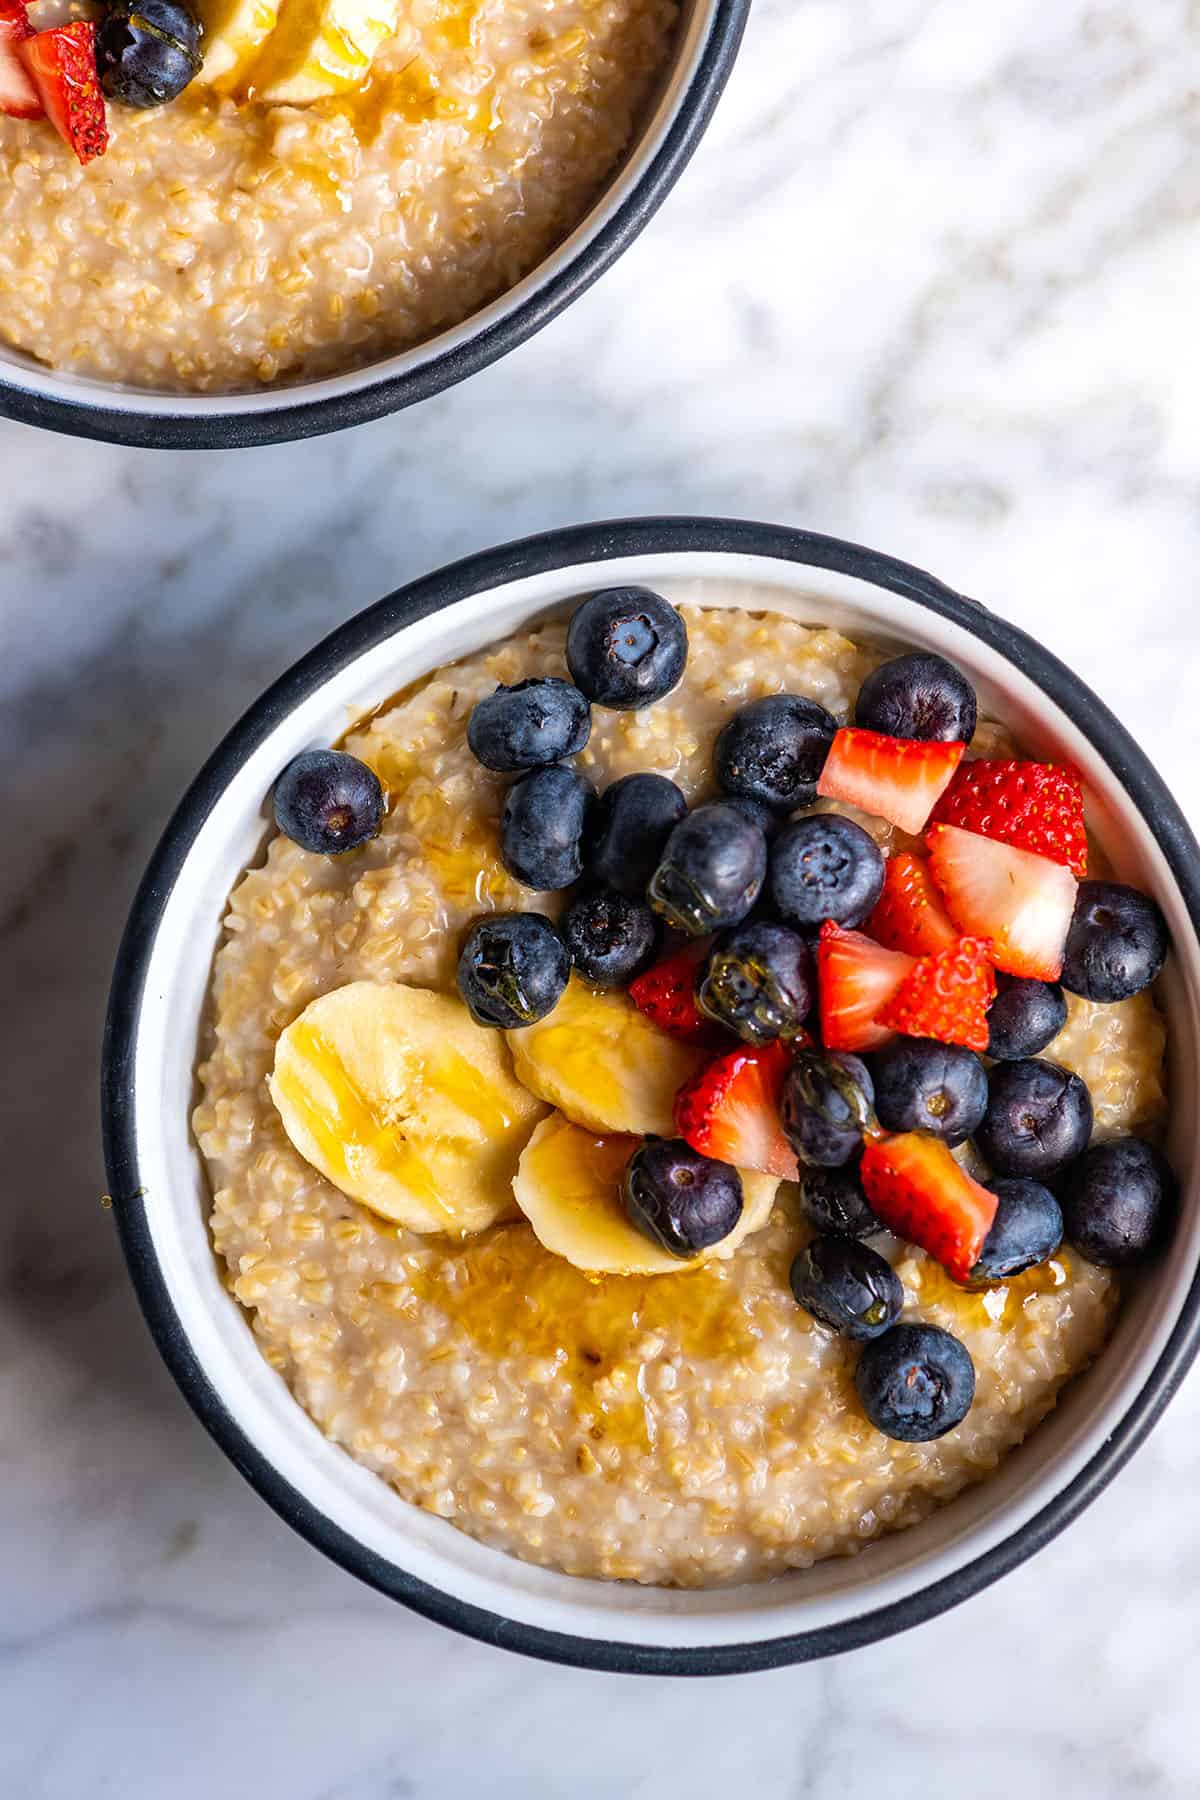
[
  {"x1": 193, "y1": 0, "x2": 280, "y2": 89},
  {"x1": 513, "y1": 1114, "x2": 780, "y2": 1276},
  {"x1": 269, "y1": 980, "x2": 546, "y2": 1234},
  {"x1": 248, "y1": 0, "x2": 400, "y2": 104},
  {"x1": 506, "y1": 979, "x2": 707, "y2": 1137}
]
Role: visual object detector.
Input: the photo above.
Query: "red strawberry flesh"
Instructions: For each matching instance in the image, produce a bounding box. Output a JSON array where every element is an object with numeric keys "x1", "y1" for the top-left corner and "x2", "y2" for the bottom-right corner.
[
  {"x1": 868, "y1": 851, "x2": 959, "y2": 956},
  {"x1": 817, "y1": 728, "x2": 965, "y2": 836},
  {"x1": 925, "y1": 823, "x2": 1076, "y2": 981},
  {"x1": 629, "y1": 941, "x2": 722, "y2": 1045},
  {"x1": 817, "y1": 920, "x2": 914, "y2": 1052},
  {"x1": 879, "y1": 936, "x2": 997, "y2": 1053},
  {"x1": 860, "y1": 1133, "x2": 998, "y2": 1282},
  {"x1": 18, "y1": 21, "x2": 107, "y2": 165},
  {"x1": 0, "y1": 0, "x2": 40, "y2": 118},
  {"x1": 932, "y1": 758, "x2": 1087, "y2": 879},
  {"x1": 674, "y1": 1038, "x2": 799, "y2": 1179}
]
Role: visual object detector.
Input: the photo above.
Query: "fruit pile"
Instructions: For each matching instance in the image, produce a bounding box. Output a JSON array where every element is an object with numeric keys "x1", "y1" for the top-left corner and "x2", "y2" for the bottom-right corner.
[
  {"x1": 1, "y1": 0, "x2": 203, "y2": 164},
  {"x1": 268, "y1": 587, "x2": 1176, "y2": 1446}
]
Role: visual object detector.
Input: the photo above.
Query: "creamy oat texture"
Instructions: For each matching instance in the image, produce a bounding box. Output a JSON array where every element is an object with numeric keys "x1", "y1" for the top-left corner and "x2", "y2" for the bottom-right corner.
[
  {"x1": 193, "y1": 599, "x2": 1168, "y2": 1586},
  {"x1": 0, "y1": 0, "x2": 675, "y2": 392}
]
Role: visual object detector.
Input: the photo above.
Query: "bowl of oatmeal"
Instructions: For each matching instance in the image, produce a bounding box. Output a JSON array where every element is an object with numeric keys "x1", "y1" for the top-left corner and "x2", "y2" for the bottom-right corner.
[
  {"x1": 0, "y1": 0, "x2": 742, "y2": 447},
  {"x1": 102, "y1": 517, "x2": 1200, "y2": 1671}
]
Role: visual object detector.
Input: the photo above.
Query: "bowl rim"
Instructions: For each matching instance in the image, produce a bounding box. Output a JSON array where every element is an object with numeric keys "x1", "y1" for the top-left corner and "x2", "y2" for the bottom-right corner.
[
  {"x1": 102, "y1": 516, "x2": 1200, "y2": 1674},
  {"x1": 0, "y1": 0, "x2": 746, "y2": 452}
]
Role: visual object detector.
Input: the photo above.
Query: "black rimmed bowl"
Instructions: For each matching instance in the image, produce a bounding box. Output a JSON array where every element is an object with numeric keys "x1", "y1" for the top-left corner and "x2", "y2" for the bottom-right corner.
[
  {"x1": 0, "y1": 0, "x2": 745, "y2": 451},
  {"x1": 102, "y1": 517, "x2": 1200, "y2": 1672}
]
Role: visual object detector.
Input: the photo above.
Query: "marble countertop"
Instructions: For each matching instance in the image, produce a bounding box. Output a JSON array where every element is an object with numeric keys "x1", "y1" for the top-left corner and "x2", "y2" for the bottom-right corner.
[{"x1": 3, "y1": 0, "x2": 1200, "y2": 1792}]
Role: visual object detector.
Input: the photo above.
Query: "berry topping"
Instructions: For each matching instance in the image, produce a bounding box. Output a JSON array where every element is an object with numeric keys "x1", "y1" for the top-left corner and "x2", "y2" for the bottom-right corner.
[
  {"x1": 18, "y1": 21, "x2": 107, "y2": 164},
  {"x1": 273, "y1": 748, "x2": 384, "y2": 854},
  {"x1": 95, "y1": 0, "x2": 202, "y2": 108},
  {"x1": 931, "y1": 759, "x2": 1087, "y2": 878},
  {"x1": 466, "y1": 677, "x2": 590, "y2": 773},
  {"x1": 925, "y1": 823, "x2": 1077, "y2": 981},
  {"x1": 456, "y1": 913, "x2": 570, "y2": 1029},
  {"x1": 1061, "y1": 1137, "x2": 1176, "y2": 1266},
  {"x1": 790, "y1": 1236, "x2": 903, "y2": 1340},
  {"x1": 714, "y1": 693, "x2": 837, "y2": 812},
  {"x1": 1060, "y1": 880, "x2": 1169, "y2": 1002},
  {"x1": 986, "y1": 974, "x2": 1067, "y2": 1060},
  {"x1": 585, "y1": 772, "x2": 687, "y2": 897},
  {"x1": 968, "y1": 1177, "x2": 1063, "y2": 1286},
  {"x1": 0, "y1": 0, "x2": 41, "y2": 120},
  {"x1": 817, "y1": 729, "x2": 964, "y2": 836},
  {"x1": 500, "y1": 764, "x2": 593, "y2": 890},
  {"x1": 867, "y1": 851, "x2": 958, "y2": 957},
  {"x1": 797, "y1": 1162, "x2": 881, "y2": 1239},
  {"x1": 696, "y1": 920, "x2": 814, "y2": 1045},
  {"x1": 816, "y1": 921, "x2": 914, "y2": 1052},
  {"x1": 877, "y1": 935, "x2": 997, "y2": 1053},
  {"x1": 854, "y1": 652, "x2": 978, "y2": 745},
  {"x1": 769, "y1": 813, "x2": 885, "y2": 931},
  {"x1": 561, "y1": 888, "x2": 659, "y2": 988},
  {"x1": 628, "y1": 940, "x2": 720, "y2": 1044},
  {"x1": 868, "y1": 1037, "x2": 988, "y2": 1146},
  {"x1": 855, "y1": 1323, "x2": 976, "y2": 1442},
  {"x1": 780, "y1": 1048, "x2": 875, "y2": 1169},
  {"x1": 649, "y1": 802, "x2": 767, "y2": 935},
  {"x1": 621, "y1": 1137, "x2": 744, "y2": 1258},
  {"x1": 674, "y1": 1038, "x2": 798, "y2": 1180},
  {"x1": 859, "y1": 1131, "x2": 998, "y2": 1282},
  {"x1": 566, "y1": 587, "x2": 687, "y2": 710},
  {"x1": 975, "y1": 1058, "x2": 1093, "y2": 1179}
]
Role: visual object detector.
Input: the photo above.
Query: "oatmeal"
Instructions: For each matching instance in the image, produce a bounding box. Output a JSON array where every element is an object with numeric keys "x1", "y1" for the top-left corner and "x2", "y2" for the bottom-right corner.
[{"x1": 192, "y1": 598, "x2": 1170, "y2": 1586}]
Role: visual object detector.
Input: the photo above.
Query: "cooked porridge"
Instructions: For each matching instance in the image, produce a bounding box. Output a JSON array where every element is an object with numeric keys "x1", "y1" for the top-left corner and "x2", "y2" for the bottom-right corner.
[
  {"x1": 192, "y1": 596, "x2": 1171, "y2": 1587},
  {"x1": 0, "y1": 0, "x2": 676, "y2": 391}
]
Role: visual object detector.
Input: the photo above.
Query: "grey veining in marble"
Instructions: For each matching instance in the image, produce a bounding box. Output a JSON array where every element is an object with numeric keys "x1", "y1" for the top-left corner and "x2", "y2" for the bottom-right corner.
[{"x1": 3, "y1": 0, "x2": 1200, "y2": 1793}]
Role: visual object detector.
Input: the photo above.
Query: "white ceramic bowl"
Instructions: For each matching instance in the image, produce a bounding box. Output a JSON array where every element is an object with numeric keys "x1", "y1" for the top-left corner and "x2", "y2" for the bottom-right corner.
[
  {"x1": 102, "y1": 518, "x2": 1200, "y2": 1673},
  {"x1": 0, "y1": 0, "x2": 744, "y2": 451}
]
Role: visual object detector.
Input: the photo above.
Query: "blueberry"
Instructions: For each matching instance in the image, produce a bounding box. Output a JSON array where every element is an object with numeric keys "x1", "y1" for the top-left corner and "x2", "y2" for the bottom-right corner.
[
  {"x1": 768, "y1": 813, "x2": 885, "y2": 930},
  {"x1": 696, "y1": 920, "x2": 814, "y2": 1045},
  {"x1": 562, "y1": 888, "x2": 659, "y2": 987},
  {"x1": 585, "y1": 772, "x2": 687, "y2": 897},
  {"x1": 500, "y1": 765, "x2": 593, "y2": 890},
  {"x1": 96, "y1": 0, "x2": 203, "y2": 107},
  {"x1": 790, "y1": 1236, "x2": 903, "y2": 1340},
  {"x1": 621, "y1": 1137, "x2": 743, "y2": 1258},
  {"x1": 797, "y1": 1162, "x2": 882, "y2": 1239},
  {"x1": 986, "y1": 974, "x2": 1067, "y2": 1060},
  {"x1": 868, "y1": 1037, "x2": 988, "y2": 1147},
  {"x1": 969, "y1": 1178, "x2": 1063, "y2": 1285},
  {"x1": 976, "y1": 1058, "x2": 1093, "y2": 1179},
  {"x1": 714, "y1": 694, "x2": 838, "y2": 812},
  {"x1": 566, "y1": 588, "x2": 687, "y2": 709},
  {"x1": 1061, "y1": 881, "x2": 1169, "y2": 1003},
  {"x1": 273, "y1": 748, "x2": 383, "y2": 854},
  {"x1": 466, "y1": 678, "x2": 590, "y2": 773},
  {"x1": 854, "y1": 652, "x2": 977, "y2": 744},
  {"x1": 781, "y1": 1049, "x2": 875, "y2": 1168},
  {"x1": 649, "y1": 802, "x2": 767, "y2": 935},
  {"x1": 1061, "y1": 1137, "x2": 1176, "y2": 1266},
  {"x1": 724, "y1": 794, "x2": 783, "y2": 838},
  {"x1": 457, "y1": 913, "x2": 570, "y2": 1028},
  {"x1": 855, "y1": 1323, "x2": 976, "y2": 1441}
]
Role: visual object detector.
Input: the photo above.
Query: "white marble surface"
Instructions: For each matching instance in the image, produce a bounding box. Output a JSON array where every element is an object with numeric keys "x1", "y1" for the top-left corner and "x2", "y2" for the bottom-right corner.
[{"x1": 3, "y1": 0, "x2": 1200, "y2": 1792}]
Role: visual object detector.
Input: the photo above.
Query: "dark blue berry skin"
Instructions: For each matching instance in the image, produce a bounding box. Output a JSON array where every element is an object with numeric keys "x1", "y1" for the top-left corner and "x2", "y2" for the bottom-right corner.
[
  {"x1": 622, "y1": 1138, "x2": 743, "y2": 1257},
  {"x1": 798, "y1": 1162, "x2": 881, "y2": 1239},
  {"x1": 649, "y1": 802, "x2": 767, "y2": 935},
  {"x1": 855, "y1": 1324, "x2": 976, "y2": 1442},
  {"x1": 457, "y1": 913, "x2": 570, "y2": 1028},
  {"x1": 1061, "y1": 881, "x2": 1169, "y2": 1003},
  {"x1": 500, "y1": 765, "x2": 593, "y2": 890},
  {"x1": 781, "y1": 1049, "x2": 875, "y2": 1168},
  {"x1": 868, "y1": 1037, "x2": 988, "y2": 1147},
  {"x1": 562, "y1": 888, "x2": 659, "y2": 987},
  {"x1": 273, "y1": 749, "x2": 383, "y2": 854},
  {"x1": 585, "y1": 773, "x2": 687, "y2": 897},
  {"x1": 968, "y1": 1179, "x2": 1063, "y2": 1286},
  {"x1": 1062, "y1": 1137, "x2": 1176, "y2": 1266},
  {"x1": 714, "y1": 694, "x2": 838, "y2": 812},
  {"x1": 566, "y1": 588, "x2": 687, "y2": 710},
  {"x1": 725, "y1": 794, "x2": 783, "y2": 839},
  {"x1": 696, "y1": 921, "x2": 814, "y2": 1045},
  {"x1": 96, "y1": 0, "x2": 203, "y2": 107},
  {"x1": 854, "y1": 652, "x2": 977, "y2": 744},
  {"x1": 466, "y1": 678, "x2": 590, "y2": 773},
  {"x1": 976, "y1": 1058, "x2": 1093, "y2": 1179},
  {"x1": 986, "y1": 974, "x2": 1067, "y2": 1060},
  {"x1": 790, "y1": 1236, "x2": 903, "y2": 1340},
  {"x1": 768, "y1": 813, "x2": 885, "y2": 930}
]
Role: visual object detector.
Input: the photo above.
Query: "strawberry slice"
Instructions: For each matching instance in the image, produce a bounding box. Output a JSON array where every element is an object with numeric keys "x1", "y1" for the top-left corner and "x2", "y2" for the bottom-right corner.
[
  {"x1": 860, "y1": 1133, "x2": 998, "y2": 1282},
  {"x1": 878, "y1": 936, "x2": 997, "y2": 1053},
  {"x1": 18, "y1": 21, "x2": 107, "y2": 165},
  {"x1": 674, "y1": 1038, "x2": 799, "y2": 1179},
  {"x1": 817, "y1": 729, "x2": 964, "y2": 835},
  {"x1": 867, "y1": 851, "x2": 959, "y2": 956},
  {"x1": 926, "y1": 823, "x2": 1077, "y2": 981},
  {"x1": 817, "y1": 920, "x2": 915, "y2": 1051},
  {"x1": 931, "y1": 758, "x2": 1087, "y2": 879},
  {"x1": 629, "y1": 940, "x2": 722, "y2": 1045},
  {"x1": 0, "y1": 0, "x2": 41, "y2": 118}
]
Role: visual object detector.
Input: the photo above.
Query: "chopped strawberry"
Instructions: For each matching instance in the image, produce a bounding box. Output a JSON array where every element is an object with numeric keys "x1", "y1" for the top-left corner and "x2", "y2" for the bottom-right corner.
[
  {"x1": 932, "y1": 758, "x2": 1087, "y2": 878},
  {"x1": 18, "y1": 22, "x2": 107, "y2": 165},
  {"x1": 629, "y1": 940, "x2": 722, "y2": 1045},
  {"x1": 816, "y1": 920, "x2": 915, "y2": 1052},
  {"x1": 0, "y1": 0, "x2": 40, "y2": 119},
  {"x1": 867, "y1": 851, "x2": 959, "y2": 956},
  {"x1": 674, "y1": 1038, "x2": 798, "y2": 1179},
  {"x1": 860, "y1": 1133, "x2": 998, "y2": 1282},
  {"x1": 879, "y1": 936, "x2": 997, "y2": 1053},
  {"x1": 817, "y1": 729, "x2": 965, "y2": 836},
  {"x1": 926, "y1": 823, "x2": 1077, "y2": 981}
]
